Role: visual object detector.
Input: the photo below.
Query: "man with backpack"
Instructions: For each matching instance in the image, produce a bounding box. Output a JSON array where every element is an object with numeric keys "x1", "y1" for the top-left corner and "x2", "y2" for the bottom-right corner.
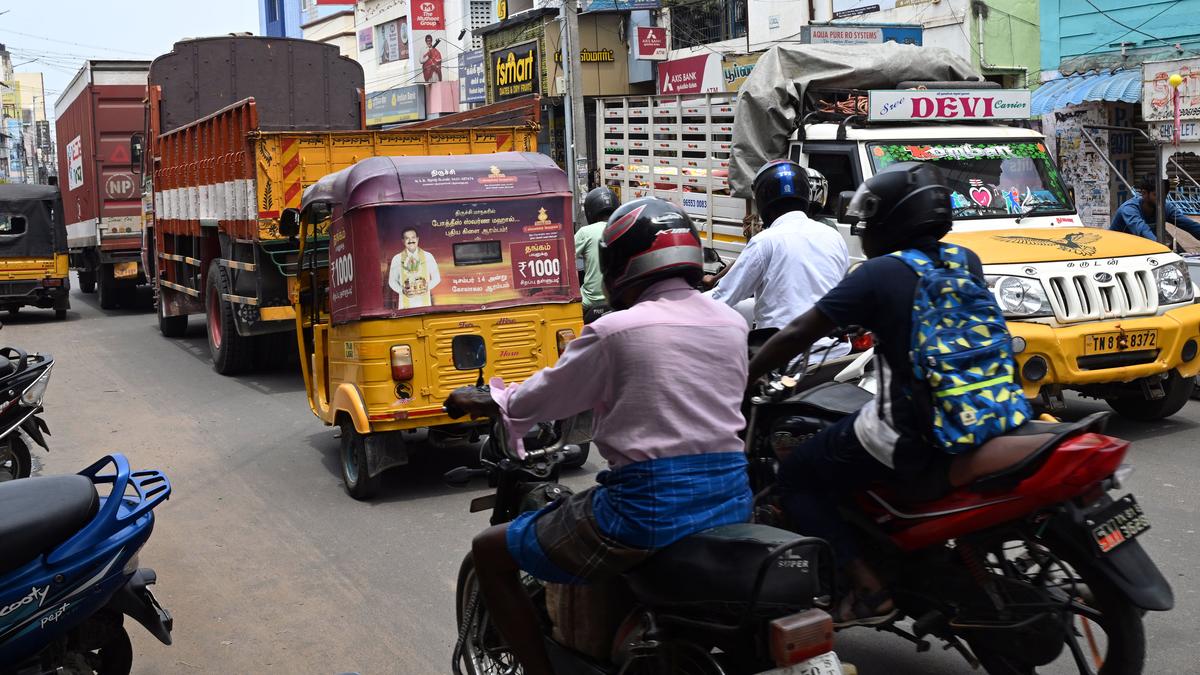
[{"x1": 748, "y1": 162, "x2": 1030, "y2": 626}]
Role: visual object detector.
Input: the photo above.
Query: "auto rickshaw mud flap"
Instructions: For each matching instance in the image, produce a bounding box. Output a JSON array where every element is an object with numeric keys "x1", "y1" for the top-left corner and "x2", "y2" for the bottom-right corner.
[
  {"x1": 1046, "y1": 500, "x2": 1174, "y2": 611},
  {"x1": 105, "y1": 567, "x2": 173, "y2": 645},
  {"x1": 364, "y1": 431, "x2": 409, "y2": 479}
]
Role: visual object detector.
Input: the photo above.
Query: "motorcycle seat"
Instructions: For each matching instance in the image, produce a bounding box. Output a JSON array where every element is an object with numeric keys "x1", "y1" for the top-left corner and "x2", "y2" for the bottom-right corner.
[
  {"x1": 786, "y1": 381, "x2": 874, "y2": 416},
  {"x1": 0, "y1": 475, "x2": 98, "y2": 576},
  {"x1": 624, "y1": 523, "x2": 826, "y2": 618},
  {"x1": 949, "y1": 412, "x2": 1111, "y2": 493}
]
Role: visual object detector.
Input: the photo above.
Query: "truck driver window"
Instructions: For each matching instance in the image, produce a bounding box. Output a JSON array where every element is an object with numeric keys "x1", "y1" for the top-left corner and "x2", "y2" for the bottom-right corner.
[
  {"x1": 807, "y1": 152, "x2": 857, "y2": 217},
  {"x1": 0, "y1": 215, "x2": 27, "y2": 237}
]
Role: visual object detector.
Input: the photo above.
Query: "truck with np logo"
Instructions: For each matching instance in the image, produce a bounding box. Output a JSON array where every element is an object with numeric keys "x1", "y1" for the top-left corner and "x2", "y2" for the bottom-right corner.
[{"x1": 730, "y1": 43, "x2": 1200, "y2": 420}]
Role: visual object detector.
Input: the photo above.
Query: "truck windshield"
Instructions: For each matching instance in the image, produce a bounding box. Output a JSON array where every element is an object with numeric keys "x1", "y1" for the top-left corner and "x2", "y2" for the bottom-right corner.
[{"x1": 867, "y1": 141, "x2": 1073, "y2": 220}]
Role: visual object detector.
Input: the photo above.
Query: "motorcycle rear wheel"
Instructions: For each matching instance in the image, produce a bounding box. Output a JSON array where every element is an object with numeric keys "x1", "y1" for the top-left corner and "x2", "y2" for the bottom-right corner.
[
  {"x1": 456, "y1": 555, "x2": 522, "y2": 675},
  {"x1": 59, "y1": 623, "x2": 133, "y2": 675},
  {"x1": 0, "y1": 435, "x2": 30, "y2": 481},
  {"x1": 971, "y1": 539, "x2": 1145, "y2": 675}
]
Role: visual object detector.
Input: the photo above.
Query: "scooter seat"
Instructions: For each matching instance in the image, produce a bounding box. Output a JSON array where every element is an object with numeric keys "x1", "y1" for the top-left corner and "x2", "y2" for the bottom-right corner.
[
  {"x1": 0, "y1": 475, "x2": 98, "y2": 576},
  {"x1": 949, "y1": 412, "x2": 1112, "y2": 493},
  {"x1": 624, "y1": 523, "x2": 826, "y2": 618}
]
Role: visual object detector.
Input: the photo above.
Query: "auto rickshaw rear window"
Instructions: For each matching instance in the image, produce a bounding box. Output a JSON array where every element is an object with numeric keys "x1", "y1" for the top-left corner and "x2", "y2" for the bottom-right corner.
[
  {"x1": 453, "y1": 241, "x2": 503, "y2": 266},
  {"x1": 0, "y1": 215, "x2": 27, "y2": 236}
]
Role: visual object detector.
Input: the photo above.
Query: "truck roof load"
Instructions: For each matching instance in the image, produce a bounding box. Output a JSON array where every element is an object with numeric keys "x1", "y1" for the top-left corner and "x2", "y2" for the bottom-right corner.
[
  {"x1": 729, "y1": 42, "x2": 980, "y2": 198},
  {"x1": 149, "y1": 36, "x2": 364, "y2": 134}
]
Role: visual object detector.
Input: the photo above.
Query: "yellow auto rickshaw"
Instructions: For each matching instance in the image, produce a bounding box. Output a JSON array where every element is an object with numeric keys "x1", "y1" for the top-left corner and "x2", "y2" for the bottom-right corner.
[
  {"x1": 286, "y1": 152, "x2": 585, "y2": 499},
  {"x1": 0, "y1": 185, "x2": 70, "y2": 319}
]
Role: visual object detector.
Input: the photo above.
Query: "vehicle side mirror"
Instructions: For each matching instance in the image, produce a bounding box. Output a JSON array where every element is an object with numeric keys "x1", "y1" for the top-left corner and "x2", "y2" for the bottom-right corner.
[
  {"x1": 702, "y1": 246, "x2": 723, "y2": 264},
  {"x1": 130, "y1": 133, "x2": 144, "y2": 174},
  {"x1": 279, "y1": 208, "x2": 300, "y2": 238},
  {"x1": 836, "y1": 190, "x2": 858, "y2": 225},
  {"x1": 452, "y1": 334, "x2": 487, "y2": 371}
]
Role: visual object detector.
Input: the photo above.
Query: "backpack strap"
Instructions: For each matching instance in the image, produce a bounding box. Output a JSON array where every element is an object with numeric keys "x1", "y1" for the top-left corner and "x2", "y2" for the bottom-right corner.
[
  {"x1": 937, "y1": 243, "x2": 971, "y2": 272},
  {"x1": 891, "y1": 248, "x2": 936, "y2": 276}
]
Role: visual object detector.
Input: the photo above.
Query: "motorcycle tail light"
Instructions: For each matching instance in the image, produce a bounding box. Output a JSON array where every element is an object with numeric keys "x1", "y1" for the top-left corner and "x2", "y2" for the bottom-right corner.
[
  {"x1": 556, "y1": 329, "x2": 576, "y2": 355},
  {"x1": 850, "y1": 331, "x2": 874, "y2": 352},
  {"x1": 390, "y1": 345, "x2": 413, "y2": 381},
  {"x1": 769, "y1": 608, "x2": 833, "y2": 666}
]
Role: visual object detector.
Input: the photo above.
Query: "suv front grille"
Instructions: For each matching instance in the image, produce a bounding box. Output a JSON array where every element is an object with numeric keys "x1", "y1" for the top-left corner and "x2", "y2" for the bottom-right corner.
[{"x1": 1047, "y1": 271, "x2": 1156, "y2": 323}]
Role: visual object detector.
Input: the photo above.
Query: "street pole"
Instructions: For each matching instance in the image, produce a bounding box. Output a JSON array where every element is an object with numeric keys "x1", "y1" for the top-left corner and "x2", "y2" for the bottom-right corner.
[{"x1": 560, "y1": 0, "x2": 588, "y2": 229}]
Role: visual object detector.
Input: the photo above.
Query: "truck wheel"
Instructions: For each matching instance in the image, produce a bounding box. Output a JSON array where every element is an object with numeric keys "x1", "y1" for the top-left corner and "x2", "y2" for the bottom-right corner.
[
  {"x1": 1107, "y1": 371, "x2": 1195, "y2": 421},
  {"x1": 157, "y1": 293, "x2": 188, "y2": 337},
  {"x1": 340, "y1": 422, "x2": 381, "y2": 501},
  {"x1": 78, "y1": 270, "x2": 96, "y2": 294},
  {"x1": 97, "y1": 265, "x2": 118, "y2": 310},
  {"x1": 206, "y1": 260, "x2": 252, "y2": 375}
]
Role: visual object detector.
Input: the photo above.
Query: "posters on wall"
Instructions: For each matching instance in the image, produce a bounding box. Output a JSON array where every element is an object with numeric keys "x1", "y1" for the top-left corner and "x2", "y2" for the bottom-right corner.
[
  {"x1": 66, "y1": 135, "x2": 83, "y2": 191},
  {"x1": 358, "y1": 26, "x2": 374, "y2": 51},
  {"x1": 832, "y1": 0, "x2": 928, "y2": 19},
  {"x1": 412, "y1": 0, "x2": 445, "y2": 82},
  {"x1": 1041, "y1": 103, "x2": 1111, "y2": 228},
  {"x1": 460, "y1": 49, "x2": 486, "y2": 103},
  {"x1": 492, "y1": 41, "x2": 539, "y2": 101},
  {"x1": 379, "y1": 17, "x2": 410, "y2": 63}
]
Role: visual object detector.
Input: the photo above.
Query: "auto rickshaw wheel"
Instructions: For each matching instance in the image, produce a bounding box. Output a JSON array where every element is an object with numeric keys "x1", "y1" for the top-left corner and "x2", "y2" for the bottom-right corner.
[
  {"x1": 206, "y1": 260, "x2": 252, "y2": 375},
  {"x1": 340, "y1": 422, "x2": 380, "y2": 501}
]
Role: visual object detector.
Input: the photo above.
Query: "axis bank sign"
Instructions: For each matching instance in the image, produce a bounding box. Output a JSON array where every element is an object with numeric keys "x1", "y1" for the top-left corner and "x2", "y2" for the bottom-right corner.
[
  {"x1": 868, "y1": 89, "x2": 1032, "y2": 122},
  {"x1": 657, "y1": 54, "x2": 722, "y2": 95}
]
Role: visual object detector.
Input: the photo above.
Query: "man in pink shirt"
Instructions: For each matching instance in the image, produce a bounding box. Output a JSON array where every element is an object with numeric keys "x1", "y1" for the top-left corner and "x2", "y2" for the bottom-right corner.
[{"x1": 447, "y1": 198, "x2": 752, "y2": 675}]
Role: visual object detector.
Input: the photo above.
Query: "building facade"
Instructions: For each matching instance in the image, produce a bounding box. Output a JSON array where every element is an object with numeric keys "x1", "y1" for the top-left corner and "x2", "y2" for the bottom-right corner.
[{"x1": 259, "y1": 0, "x2": 345, "y2": 38}]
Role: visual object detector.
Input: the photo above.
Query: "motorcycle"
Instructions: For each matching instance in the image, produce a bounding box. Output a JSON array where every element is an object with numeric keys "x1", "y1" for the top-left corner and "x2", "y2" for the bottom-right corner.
[
  {"x1": 0, "y1": 347, "x2": 54, "y2": 481},
  {"x1": 745, "y1": 359, "x2": 1172, "y2": 675},
  {"x1": 0, "y1": 454, "x2": 173, "y2": 674},
  {"x1": 443, "y1": 334, "x2": 847, "y2": 675}
]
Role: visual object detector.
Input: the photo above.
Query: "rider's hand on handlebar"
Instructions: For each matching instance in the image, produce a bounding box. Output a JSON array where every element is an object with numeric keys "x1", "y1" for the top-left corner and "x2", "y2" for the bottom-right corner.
[{"x1": 443, "y1": 386, "x2": 500, "y2": 420}]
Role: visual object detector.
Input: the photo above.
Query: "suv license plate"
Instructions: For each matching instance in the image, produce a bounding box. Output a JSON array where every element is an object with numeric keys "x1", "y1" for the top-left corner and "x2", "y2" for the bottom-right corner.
[
  {"x1": 1091, "y1": 494, "x2": 1150, "y2": 555},
  {"x1": 756, "y1": 652, "x2": 843, "y2": 675}
]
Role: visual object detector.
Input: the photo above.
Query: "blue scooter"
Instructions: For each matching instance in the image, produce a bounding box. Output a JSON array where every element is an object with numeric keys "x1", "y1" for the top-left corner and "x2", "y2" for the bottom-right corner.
[{"x1": 0, "y1": 454, "x2": 172, "y2": 673}]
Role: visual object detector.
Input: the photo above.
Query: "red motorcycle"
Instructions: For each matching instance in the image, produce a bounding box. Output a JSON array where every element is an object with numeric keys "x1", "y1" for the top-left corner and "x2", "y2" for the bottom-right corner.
[{"x1": 745, "y1": 374, "x2": 1171, "y2": 675}]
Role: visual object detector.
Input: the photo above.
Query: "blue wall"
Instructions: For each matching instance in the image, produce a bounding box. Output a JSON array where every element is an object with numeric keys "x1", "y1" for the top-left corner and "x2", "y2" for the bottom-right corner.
[
  {"x1": 259, "y1": 0, "x2": 303, "y2": 38},
  {"x1": 1041, "y1": 0, "x2": 1200, "y2": 74}
]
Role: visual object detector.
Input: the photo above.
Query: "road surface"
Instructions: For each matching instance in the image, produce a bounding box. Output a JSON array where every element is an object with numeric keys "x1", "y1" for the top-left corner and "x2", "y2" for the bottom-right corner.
[{"x1": 6, "y1": 284, "x2": 1199, "y2": 673}]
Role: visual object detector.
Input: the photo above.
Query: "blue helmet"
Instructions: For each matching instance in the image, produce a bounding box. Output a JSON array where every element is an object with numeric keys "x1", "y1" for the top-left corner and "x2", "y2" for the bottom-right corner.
[{"x1": 752, "y1": 159, "x2": 812, "y2": 227}]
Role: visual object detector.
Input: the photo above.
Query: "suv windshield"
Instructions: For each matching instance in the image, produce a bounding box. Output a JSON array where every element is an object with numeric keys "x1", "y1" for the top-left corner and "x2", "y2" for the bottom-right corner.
[{"x1": 867, "y1": 140, "x2": 1073, "y2": 220}]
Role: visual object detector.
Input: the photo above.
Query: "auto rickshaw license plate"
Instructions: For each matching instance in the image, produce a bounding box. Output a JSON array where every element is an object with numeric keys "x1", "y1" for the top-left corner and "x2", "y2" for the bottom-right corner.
[
  {"x1": 113, "y1": 262, "x2": 138, "y2": 279},
  {"x1": 1083, "y1": 330, "x2": 1157, "y2": 355},
  {"x1": 1091, "y1": 494, "x2": 1150, "y2": 555}
]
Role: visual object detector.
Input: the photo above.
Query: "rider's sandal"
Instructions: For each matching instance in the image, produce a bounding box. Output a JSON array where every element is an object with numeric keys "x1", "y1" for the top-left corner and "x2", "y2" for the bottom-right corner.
[{"x1": 833, "y1": 589, "x2": 898, "y2": 629}]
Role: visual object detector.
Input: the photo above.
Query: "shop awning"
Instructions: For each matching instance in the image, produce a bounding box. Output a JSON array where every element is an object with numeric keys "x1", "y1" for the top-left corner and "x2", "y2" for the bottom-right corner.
[{"x1": 1032, "y1": 69, "x2": 1142, "y2": 116}]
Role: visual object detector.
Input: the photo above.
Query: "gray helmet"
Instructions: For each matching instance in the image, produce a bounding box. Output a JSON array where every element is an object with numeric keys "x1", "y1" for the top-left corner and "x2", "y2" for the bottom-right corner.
[{"x1": 583, "y1": 187, "x2": 620, "y2": 224}]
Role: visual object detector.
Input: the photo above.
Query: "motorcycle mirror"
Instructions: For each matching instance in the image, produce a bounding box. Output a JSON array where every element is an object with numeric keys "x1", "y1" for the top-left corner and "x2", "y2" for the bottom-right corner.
[
  {"x1": 279, "y1": 208, "x2": 301, "y2": 239},
  {"x1": 557, "y1": 444, "x2": 584, "y2": 466},
  {"x1": 452, "y1": 334, "x2": 487, "y2": 371}
]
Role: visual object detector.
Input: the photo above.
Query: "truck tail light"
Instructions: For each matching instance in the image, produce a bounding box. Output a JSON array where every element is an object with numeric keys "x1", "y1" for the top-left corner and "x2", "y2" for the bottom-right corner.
[
  {"x1": 41, "y1": 278, "x2": 63, "y2": 287},
  {"x1": 556, "y1": 329, "x2": 576, "y2": 355},
  {"x1": 390, "y1": 345, "x2": 413, "y2": 381},
  {"x1": 768, "y1": 608, "x2": 834, "y2": 666}
]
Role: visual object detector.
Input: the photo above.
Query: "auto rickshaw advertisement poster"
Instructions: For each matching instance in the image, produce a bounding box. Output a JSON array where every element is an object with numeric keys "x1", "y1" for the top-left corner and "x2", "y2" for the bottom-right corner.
[{"x1": 327, "y1": 196, "x2": 577, "y2": 321}]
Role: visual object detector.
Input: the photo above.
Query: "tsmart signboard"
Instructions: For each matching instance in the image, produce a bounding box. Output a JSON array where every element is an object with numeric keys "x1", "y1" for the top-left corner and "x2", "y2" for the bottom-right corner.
[
  {"x1": 867, "y1": 89, "x2": 1031, "y2": 122},
  {"x1": 492, "y1": 41, "x2": 539, "y2": 101},
  {"x1": 366, "y1": 85, "x2": 427, "y2": 126}
]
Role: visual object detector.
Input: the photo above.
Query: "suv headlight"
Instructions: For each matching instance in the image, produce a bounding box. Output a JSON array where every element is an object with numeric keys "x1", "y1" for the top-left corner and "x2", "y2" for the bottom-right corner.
[
  {"x1": 986, "y1": 275, "x2": 1054, "y2": 318},
  {"x1": 1153, "y1": 261, "x2": 1194, "y2": 305},
  {"x1": 19, "y1": 366, "x2": 51, "y2": 407}
]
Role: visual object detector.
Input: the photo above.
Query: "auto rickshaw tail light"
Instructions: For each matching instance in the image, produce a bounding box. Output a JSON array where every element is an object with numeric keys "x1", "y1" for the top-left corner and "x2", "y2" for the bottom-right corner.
[
  {"x1": 391, "y1": 345, "x2": 414, "y2": 380},
  {"x1": 556, "y1": 329, "x2": 576, "y2": 355}
]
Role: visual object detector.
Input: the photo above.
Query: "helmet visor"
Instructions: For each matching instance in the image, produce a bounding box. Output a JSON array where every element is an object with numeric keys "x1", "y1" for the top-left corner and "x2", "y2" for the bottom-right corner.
[{"x1": 845, "y1": 185, "x2": 882, "y2": 223}]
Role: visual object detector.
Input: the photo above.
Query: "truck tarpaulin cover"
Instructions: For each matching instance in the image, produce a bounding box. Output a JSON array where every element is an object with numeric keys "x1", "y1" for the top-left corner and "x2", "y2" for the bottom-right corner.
[
  {"x1": 729, "y1": 43, "x2": 980, "y2": 198},
  {"x1": 310, "y1": 152, "x2": 579, "y2": 323}
]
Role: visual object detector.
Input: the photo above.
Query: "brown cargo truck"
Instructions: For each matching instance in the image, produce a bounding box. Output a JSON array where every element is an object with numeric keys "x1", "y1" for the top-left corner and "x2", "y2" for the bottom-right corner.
[{"x1": 54, "y1": 60, "x2": 150, "y2": 309}]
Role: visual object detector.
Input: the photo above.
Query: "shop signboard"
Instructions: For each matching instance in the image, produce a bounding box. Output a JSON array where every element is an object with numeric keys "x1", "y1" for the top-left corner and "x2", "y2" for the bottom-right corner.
[
  {"x1": 1143, "y1": 58, "x2": 1200, "y2": 123},
  {"x1": 868, "y1": 89, "x2": 1031, "y2": 122},
  {"x1": 460, "y1": 49, "x2": 487, "y2": 104},
  {"x1": 366, "y1": 85, "x2": 427, "y2": 126},
  {"x1": 722, "y1": 53, "x2": 761, "y2": 92},
  {"x1": 657, "y1": 54, "x2": 722, "y2": 95},
  {"x1": 832, "y1": 0, "x2": 924, "y2": 19},
  {"x1": 634, "y1": 26, "x2": 667, "y2": 61},
  {"x1": 583, "y1": 0, "x2": 659, "y2": 9},
  {"x1": 358, "y1": 26, "x2": 374, "y2": 51},
  {"x1": 492, "y1": 41, "x2": 540, "y2": 101},
  {"x1": 803, "y1": 24, "x2": 922, "y2": 45}
]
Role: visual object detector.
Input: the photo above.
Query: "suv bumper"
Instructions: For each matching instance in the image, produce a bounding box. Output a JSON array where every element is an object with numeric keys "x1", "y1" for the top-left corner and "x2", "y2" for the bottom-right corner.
[{"x1": 1011, "y1": 302, "x2": 1200, "y2": 397}]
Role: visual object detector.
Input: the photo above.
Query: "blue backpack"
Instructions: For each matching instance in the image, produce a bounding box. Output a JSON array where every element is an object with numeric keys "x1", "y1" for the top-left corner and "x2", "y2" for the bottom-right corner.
[{"x1": 893, "y1": 244, "x2": 1031, "y2": 454}]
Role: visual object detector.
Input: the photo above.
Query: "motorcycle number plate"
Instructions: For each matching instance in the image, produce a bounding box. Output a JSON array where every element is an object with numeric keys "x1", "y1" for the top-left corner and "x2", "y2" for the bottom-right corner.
[
  {"x1": 1090, "y1": 494, "x2": 1150, "y2": 555},
  {"x1": 755, "y1": 652, "x2": 843, "y2": 675}
]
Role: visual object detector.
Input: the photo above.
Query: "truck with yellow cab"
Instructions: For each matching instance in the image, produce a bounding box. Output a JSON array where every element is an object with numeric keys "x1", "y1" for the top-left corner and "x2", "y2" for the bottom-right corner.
[
  {"x1": 729, "y1": 43, "x2": 1200, "y2": 420},
  {"x1": 287, "y1": 151, "x2": 584, "y2": 500},
  {"x1": 0, "y1": 184, "x2": 70, "y2": 319}
]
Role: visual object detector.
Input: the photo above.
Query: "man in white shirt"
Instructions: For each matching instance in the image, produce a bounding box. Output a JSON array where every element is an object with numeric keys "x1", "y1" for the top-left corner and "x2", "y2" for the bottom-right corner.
[{"x1": 709, "y1": 161, "x2": 849, "y2": 360}]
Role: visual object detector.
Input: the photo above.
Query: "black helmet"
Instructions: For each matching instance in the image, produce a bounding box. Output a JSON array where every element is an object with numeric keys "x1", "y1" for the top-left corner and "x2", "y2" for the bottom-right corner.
[
  {"x1": 599, "y1": 198, "x2": 703, "y2": 307},
  {"x1": 752, "y1": 159, "x2": 811, "y2": 228},
  {"x1": 583, "y1": 187, "x2": 620, "y2": 224},
  {"x1": 846, "y1": 161, "x2": 953, "y2": 257}
]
